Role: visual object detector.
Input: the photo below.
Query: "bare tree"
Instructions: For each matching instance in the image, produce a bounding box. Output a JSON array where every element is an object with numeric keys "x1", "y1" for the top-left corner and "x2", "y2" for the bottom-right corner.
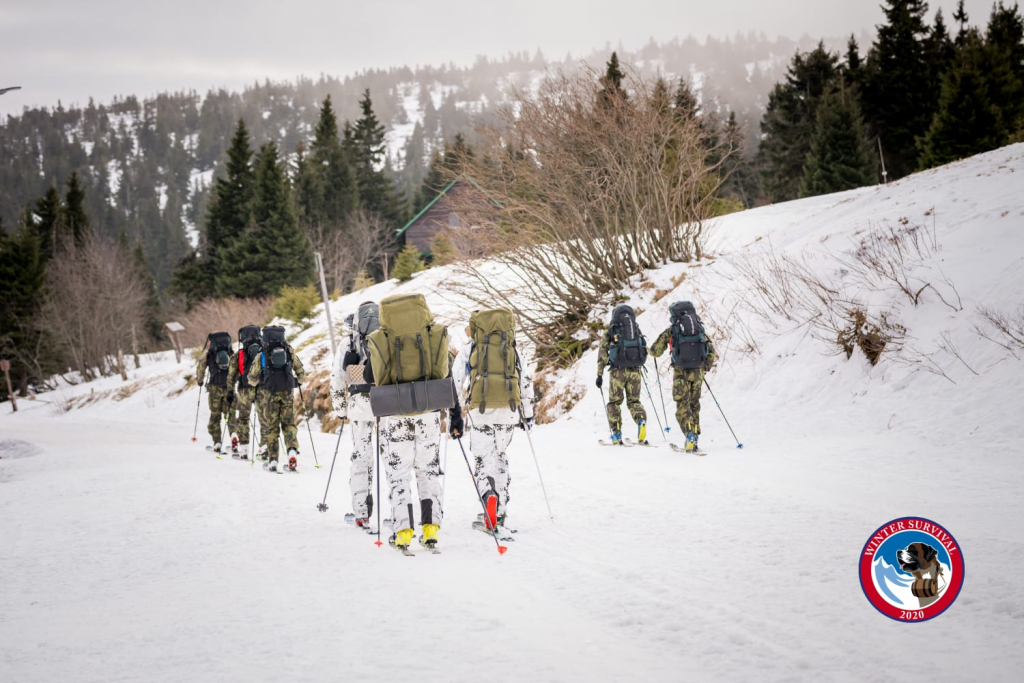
[
  {"x1": 442, "y1": 66, "x2": 734, "y2": 361},
  {"x1": 306, "y1": 208, "x2": 396, "y2": 294},
  {"x1": 179, "y1": 296, "x2": 273, "y2": 349},
  {"x1": 37, "y1": 236, "x2": 150, "y2": 382}
]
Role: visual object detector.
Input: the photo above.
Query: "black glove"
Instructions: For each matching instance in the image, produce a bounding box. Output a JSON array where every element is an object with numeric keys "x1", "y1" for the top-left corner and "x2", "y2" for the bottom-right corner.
[
  {"x1": 363, "y1": 361, "x2": 374, "y2": 385},
  {"x1": 518, "y1": 415, "x2": 534, "y2": 431},
  {"x1": 449, "y1": 404, "x2": 464, "y2": 438},
  {"x1": 227, "y1": 391, "x2": 235, "y2": 406},
  {"x1": 341, "y1": 350, "x2": 360, "y2": 369},
  {"x1": 595, "y1": 374, "x2": 603, "y2": 389}
]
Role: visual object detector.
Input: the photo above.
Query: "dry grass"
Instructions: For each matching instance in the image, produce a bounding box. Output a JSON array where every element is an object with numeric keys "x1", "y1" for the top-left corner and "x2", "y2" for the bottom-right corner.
[
  {"x1": 533, "y1": 369, "x2": 584, "y2": 425},
  {"x1": 653, "y1": 272, "x2": 687, "y2": 303}
]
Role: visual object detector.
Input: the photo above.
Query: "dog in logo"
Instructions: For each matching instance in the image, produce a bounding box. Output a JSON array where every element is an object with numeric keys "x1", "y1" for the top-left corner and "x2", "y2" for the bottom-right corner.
[{"x1": 896, "y1": 542, "x2": 945, "y2": 608}]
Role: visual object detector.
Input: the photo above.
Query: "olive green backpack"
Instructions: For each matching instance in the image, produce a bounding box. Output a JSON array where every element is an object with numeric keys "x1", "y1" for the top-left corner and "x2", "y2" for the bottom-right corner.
[
  {"x1": 467, "y1": 308, "x2": 521, "y2": 413},
  {"x1": 367, "y1": 293, "x2": 450, "y2": 386}
]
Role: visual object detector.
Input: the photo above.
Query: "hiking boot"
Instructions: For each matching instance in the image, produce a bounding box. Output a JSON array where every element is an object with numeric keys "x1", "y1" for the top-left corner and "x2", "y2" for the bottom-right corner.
[
  {"x1": 269, "y1": 458, "x2": 279, "y2": 472},
  {"x1": 638, "y1": 420, "x2": 647, "y2": 443},
  {"x1": 420, "y1": 524, "x2": 439, "y2": 548},
  {"x1": 610, "y1": 430, "x2": 623, "y2": 445},
  {"x1": 684, "y1": 432, "x2": 697, "y2": 452}
]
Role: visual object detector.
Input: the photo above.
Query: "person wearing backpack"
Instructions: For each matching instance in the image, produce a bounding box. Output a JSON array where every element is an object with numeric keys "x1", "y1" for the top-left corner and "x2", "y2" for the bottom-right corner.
[
  {"x1": 330, "y1": 302, "x2": 379, "y2": 528},
  {"x1": 596, "y1": 305, "x2": 649, "y2": 445},
  {"x1": 366, "y1": 293, "x2": 451, "y2": 552},
  {"x1": 450, "y1": 309, "x2": 533, "y2": 537},
  {"x1": 247, "y1": 326, "x2": 306, "y2": 472},
  {"x1": 226, "y1": 324, "x2": 263, "y2": 460},
  {"x1": 650, "y1": 301, "x2": 717, "y2": 452},
  {"x1": 196, "y1": 331, "x2": 234, "y2": 453}
]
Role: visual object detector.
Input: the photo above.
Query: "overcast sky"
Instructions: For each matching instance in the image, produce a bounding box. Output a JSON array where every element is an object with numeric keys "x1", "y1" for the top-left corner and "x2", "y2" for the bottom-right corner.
[{"x1": 0, "y1": 0, "x2": 994, "y2": 116}]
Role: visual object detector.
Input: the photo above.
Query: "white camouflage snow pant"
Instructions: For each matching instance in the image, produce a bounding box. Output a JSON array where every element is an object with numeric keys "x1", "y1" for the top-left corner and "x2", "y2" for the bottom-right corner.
[
  {"x1": 349, "y1": 419, "x2": 374, "y2": 519},
  {"x1": 469, "y1": 421, "x2": 515, "y2": 518},
  {"x1": 381, "y1": 414, "x2": 443, "y2": 532}
]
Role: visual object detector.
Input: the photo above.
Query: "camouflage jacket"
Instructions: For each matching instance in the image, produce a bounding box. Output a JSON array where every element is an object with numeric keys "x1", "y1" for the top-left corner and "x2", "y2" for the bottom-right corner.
[{"x1": 650, "y1": 328, "x2": 717, "y2": 370}]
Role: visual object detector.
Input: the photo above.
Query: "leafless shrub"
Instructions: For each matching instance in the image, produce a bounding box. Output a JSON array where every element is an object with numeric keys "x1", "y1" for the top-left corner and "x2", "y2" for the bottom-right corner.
[
  {"x1": 975, "y1": 304, "x2": 1024, "y2": 354},
  {"x1": 295, "y1": 369, "x2": 339, "y2": 433},
  {"x1": 179, "y1": 296, "x2": 272, "y2": 349},
  {"x1": 307, "y1": 209, "x2": 396, "y2": 294},
  {"x1": 442, "y1": 66, "x2": 736, "y2": 363},
  {"x1": 937, "y1": 329, "x2": 979, "y2": 375},
  {"x1": 37, "y1": 236, "x2": 149, "y2": 382}
]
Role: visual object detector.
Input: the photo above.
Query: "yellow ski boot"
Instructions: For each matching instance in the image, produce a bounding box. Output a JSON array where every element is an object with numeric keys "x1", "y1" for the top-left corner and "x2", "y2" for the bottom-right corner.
[
  {"x1": 390, "y1": 528, "x2": 414, "y2": 549},
  {"x1": 638, "y1": 420, "x2": 647, "y2": 444},
  {"x1": 420, "y1": 524, "x2": 440, "y2": 551}
]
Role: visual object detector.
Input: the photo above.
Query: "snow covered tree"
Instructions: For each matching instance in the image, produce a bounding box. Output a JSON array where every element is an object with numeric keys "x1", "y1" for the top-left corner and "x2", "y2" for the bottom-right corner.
[{"x1": 799, "y1": 87, "x2": 877, "y2": 197}]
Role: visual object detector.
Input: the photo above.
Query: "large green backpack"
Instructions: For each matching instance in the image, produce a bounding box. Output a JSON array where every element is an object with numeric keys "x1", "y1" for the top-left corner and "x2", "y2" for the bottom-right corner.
[
  {"x1": 467, "y1": 309, "x2": 521, "y2": 413},
  {"x1": 367, "y1": 293, "x2": 449, "y2": 386}
]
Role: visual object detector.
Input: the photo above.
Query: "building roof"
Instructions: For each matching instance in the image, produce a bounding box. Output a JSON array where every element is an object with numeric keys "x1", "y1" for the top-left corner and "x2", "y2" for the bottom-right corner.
[{"x1": 395, "y1": 177, "x2": 502, "y2": 237}]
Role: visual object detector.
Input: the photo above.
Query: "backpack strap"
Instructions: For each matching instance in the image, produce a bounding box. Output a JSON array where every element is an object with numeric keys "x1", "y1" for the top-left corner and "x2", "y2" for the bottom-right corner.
[
  {"x1": 480, "y1": 334, "x2": 490, "y2": 413},
  {"x1": 501, "y1": 331, "x2": 514, "y2": 411},
  {"x1": 394, "y1": 336, "x2": 403, "y2": 383}
]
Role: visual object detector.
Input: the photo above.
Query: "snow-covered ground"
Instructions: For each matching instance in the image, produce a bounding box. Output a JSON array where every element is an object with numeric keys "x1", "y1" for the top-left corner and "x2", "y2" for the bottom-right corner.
[{"x1": 3, "y1": 146, "x2": 1024, "y2": 682}]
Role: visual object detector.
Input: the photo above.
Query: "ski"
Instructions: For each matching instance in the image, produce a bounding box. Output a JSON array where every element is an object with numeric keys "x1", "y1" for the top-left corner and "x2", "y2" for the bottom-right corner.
[
  {"x1": 669, "y1": 443, "x2": 706, "y2": 456},
  {"x1": 597, "y1": 439, "x2": 633, "y2": 447},
  {"x1": 344, "y1": 513, "x2": 357, "y2": 525},
  {"x1": 394, "y1": 546, "x2": 415, "y2": 557},
  {"x1": 472, "y1": 521, "x2": 516, "y2": 542},
  {"x1": 625, "y1": 438, "x2": 655, "y2": 447},
  {"x1": 419, "y1": 540, "x2": 442, "y2": 555}
]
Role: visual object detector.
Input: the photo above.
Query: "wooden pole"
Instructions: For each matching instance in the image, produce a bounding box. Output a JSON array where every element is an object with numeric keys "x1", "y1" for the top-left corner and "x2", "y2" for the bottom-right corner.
[
  {"x1": 314, "y1": 252, "x2": 338, "y2": 355},
  {"x1": 1, "y1": 360, "x2": 16, "y2": 412},
  {"x1": 131, "y1": 324, "x2": 141, "y2": 369}
]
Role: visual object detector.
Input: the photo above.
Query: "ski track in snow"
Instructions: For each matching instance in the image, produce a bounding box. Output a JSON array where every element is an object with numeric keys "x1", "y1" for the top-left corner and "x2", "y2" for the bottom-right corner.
[{"x1": 3, "y1": 145, "x2": 1024, "y2": 681}]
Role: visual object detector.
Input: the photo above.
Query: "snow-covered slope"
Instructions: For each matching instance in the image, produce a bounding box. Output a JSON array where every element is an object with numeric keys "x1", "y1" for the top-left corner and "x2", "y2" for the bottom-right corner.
[{"x1": 2, "y1": 145, "x2": 1023, "y2": 682}]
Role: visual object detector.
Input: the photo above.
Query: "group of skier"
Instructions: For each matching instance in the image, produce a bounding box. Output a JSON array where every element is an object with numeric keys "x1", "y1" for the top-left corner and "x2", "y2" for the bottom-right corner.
[
  {"x1": 195, "y1": 324, "x2": 305, "y2": 472},
  {"x1": 195, "y1": 292, "x2": 716, "y2": 553}
]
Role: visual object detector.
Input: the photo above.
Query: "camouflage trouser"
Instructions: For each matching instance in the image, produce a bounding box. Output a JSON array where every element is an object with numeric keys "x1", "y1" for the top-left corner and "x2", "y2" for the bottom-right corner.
[
  {"x1": 258, "y1": 389, "x2": 299, "y2": 460},
  {"x1": 468, "y1": 420, "x2": 515, "y2": 518},
  {"x1": 673, "y1": 368, "x2": 704, "y2": 434},
  {"x1": 207, "y1": 385, "x2": 230, "y2": 443},
  {"x1": 228, "y1": 385, "x2": 257, "y2": 445},
  {"x1": 350, "y1": 419, "x2": 375, "y2": 519},
  {"x1": 381, "y1": 414, "x2": 443, "y2": 532},
  {"x1": 605, "y1": 367, "x2": 647, "y2": 433}
]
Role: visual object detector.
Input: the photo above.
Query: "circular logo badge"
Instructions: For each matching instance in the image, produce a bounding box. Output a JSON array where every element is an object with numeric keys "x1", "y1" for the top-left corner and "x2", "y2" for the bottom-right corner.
[{"x1": 860, "y1": 517, "x2": 964, "y2": 622}]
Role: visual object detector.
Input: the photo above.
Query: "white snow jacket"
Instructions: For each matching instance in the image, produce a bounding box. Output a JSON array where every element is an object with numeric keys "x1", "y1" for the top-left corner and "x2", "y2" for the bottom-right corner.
[{"x1": 330, "y1": 340, "x2": 375, "y2": 423}]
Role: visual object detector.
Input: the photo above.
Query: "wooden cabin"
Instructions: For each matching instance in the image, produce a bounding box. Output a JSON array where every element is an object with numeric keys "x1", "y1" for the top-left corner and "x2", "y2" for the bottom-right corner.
[{"x1": 396, "y1": 178, "x2": 501, "y2": 255}]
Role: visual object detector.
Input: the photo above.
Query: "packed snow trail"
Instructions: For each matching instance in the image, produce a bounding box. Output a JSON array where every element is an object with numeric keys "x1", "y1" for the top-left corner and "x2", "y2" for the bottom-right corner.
[{"x1": 3, "y1": 382, "x2": 1023, "y2": 682}]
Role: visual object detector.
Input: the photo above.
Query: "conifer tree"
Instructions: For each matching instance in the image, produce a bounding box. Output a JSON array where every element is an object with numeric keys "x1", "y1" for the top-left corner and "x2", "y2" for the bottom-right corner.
[
  {"x1": 673, "y1": 78, "x2": 700, "y2": 120},
  {"x1": 925, "y1": 10, "x2": 956, "y2": 105},
  {"x1": 310, "y1": 96, "x2": 359, "y2": 227},
  {"x1": 205, "y1": 118, "x2": 254, "y2": 273},
  {"x1": 391, "y1": 243, "x2": 425, "y2": 281},
  {"x1": 984, "y1": 1, "x2": 1024, "y2": 141},
  {"x1": 0, "y1": 218, "x2": 47, "y2": 392},
  {"x1": 953, "y1": 0, "x2": 970, "y2": 44},
  {"x1": 918, "y1": 30, "x2": 1003, "y2": 168},
  {"x1": 352, "y1": 89, "x2": 404, "y2": 225},
  {"x1": 217, "y1": 142, "x2": 311, "y2": 297},
  {"x1": 599, "y1": 51, "x2": 628, "y2": 106},
  {"x1": 862, "y1": 0, "x2": 934, "y2": 179},
  {"x1": 33, "y1": 185, "x2": 65, "y2": 260},
  {"x1": 63, "y1": 170, "x2": 90, "y2": 244},
  {"x1": 758, "y1": 43, "x2": 840, "y2": 201},
  {"x1": 844, "y1": 35, "x2": 863, "y2": 87},
  {"x1": 799, "y1": 87, "x2": 877, "y2": 197}
]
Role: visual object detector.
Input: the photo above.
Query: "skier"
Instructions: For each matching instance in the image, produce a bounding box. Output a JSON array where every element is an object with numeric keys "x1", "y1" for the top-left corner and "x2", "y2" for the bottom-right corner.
[
  {"x1": 196, "y1": 331, "x2": 233, "y2": 454},
  {"x1": 451, "y1": 310, "x2": 533, "y2": 538},
  {"x1": 366, "y1": 293, "x2": 449, "y2": 552},
  {"x1": 226, "y1": 325, "x2": 263, "y2": 460},
  {"x1": 330, "y1": 302, "x2": 380, "y2": 529},
  {"x1": 596, "y1": 305, "x2": 649, "y2": 445},
  {"x1": 649, "y1": 301, "x2": 716, "y2": 452},
  {"x1": 247, "y1": 326, "x2": 306, "y2": 472}
]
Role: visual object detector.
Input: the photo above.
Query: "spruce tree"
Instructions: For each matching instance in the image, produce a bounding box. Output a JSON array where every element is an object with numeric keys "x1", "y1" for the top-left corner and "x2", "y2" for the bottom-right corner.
[
  {"x1": 799, "y1": 87, "x2": 877, "y2": 197},
  {"x1": 953, "y1": 0, "x2": 970, "y2": 44},
  {"x1": 392, "y1": 242, "x2": 425, "y2": 281},
  {"x1": 205, "y1": 118, "x2": 254, "y2": 275},
  {"x1": 862, "y1": 0, "x2": 934, "y2": 179},
  {"x1": 34, "y1": 185, "x2": 65, "y2": 260},
  {"x1": 217, "y1": 142, "x2": 312, "y2": 297},
  {"x1": 0, "y1": 219, "x2": 47, "y2": 392},
  {"x1": 758, "y1": 43, "x2": 840, "y2": 201},
  {"x1": 599, "y1": 51, "x2": 628, "y2": 106},
  {"x1": 918, "y1": 30, "x2": 1003, "y2": 168},
  {"x1": 63, "y1": 170, "x2": 90, "y2": 244},
  {"x1": 353, "y1": 89, "x2": 404, "y2": 226},
  {"x1": 984, "y1": 1, "x2": 1024, "y2": 141},
  {"x1": 844, "y1": 35, "x2": 863, "y2": 87},
  {"x1": 310, "y1": 96, "x2": 359, "y2": 227},
  {"x1": 925, "y1": 10, "x2": 956, "y2": 106}
]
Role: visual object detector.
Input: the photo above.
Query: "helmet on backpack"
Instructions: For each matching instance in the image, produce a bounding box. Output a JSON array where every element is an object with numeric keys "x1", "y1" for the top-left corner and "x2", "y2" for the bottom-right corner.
[
  {"x1": 205, "y1": 331, "x2": 233, "y2": 387},
  {"x1": 607, "y1": 305, "x2": 648, "y2": 369}
]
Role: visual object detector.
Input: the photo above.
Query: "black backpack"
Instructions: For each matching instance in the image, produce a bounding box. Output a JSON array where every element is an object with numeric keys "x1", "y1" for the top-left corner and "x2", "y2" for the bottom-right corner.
[
  {"x1": 206, "y1": 331, "x2": 233, "y2": 386},
  {"x1": 261, "y1": 325, "x2": 296, "y2": 391},
  {"x1": 607, "y1": 305, "x2": 648, "y2": 369},
  {"x1": 237, "y1": 325, "x2": 262, "y2": 380},
  {"x1": 669, "y1": 301, "x2": 708, "y2": 370}
]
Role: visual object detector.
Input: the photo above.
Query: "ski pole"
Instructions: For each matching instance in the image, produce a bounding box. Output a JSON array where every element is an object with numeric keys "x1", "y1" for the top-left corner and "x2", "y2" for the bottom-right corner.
[
  {"x1": 454, "y1": 436, "x2": 508, "y2": 554},
  {"x1": 374, "y1": 418, "x2": 383, "y2": 547},
  {"x1": 518, "y1": 406, "x2": 554, "y2": 522},
  {"x1": 297, "y1": 385, "x2": 321, "y2": 468},
  {"x1": 440, "y1": 421, "x2": 449, "y2": 510},
  {"x1": 317, "y1": 420, "x2": 346, "y2": 512},
  {"x1": 703, "y1": 377, "x2": 743, "y2": 449},
  {"x1": 653, "y1": 356, "x2": 670, "y2": 433},
  {"x1": 598, "y1": 382, "x2": 615, "y2": 435},
  {"x1": 191, "y1": 380, "x2": 203, "y2": 442},
  {"x1": 640, "y1": 369, "x2": 668, "y2": 441}
]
